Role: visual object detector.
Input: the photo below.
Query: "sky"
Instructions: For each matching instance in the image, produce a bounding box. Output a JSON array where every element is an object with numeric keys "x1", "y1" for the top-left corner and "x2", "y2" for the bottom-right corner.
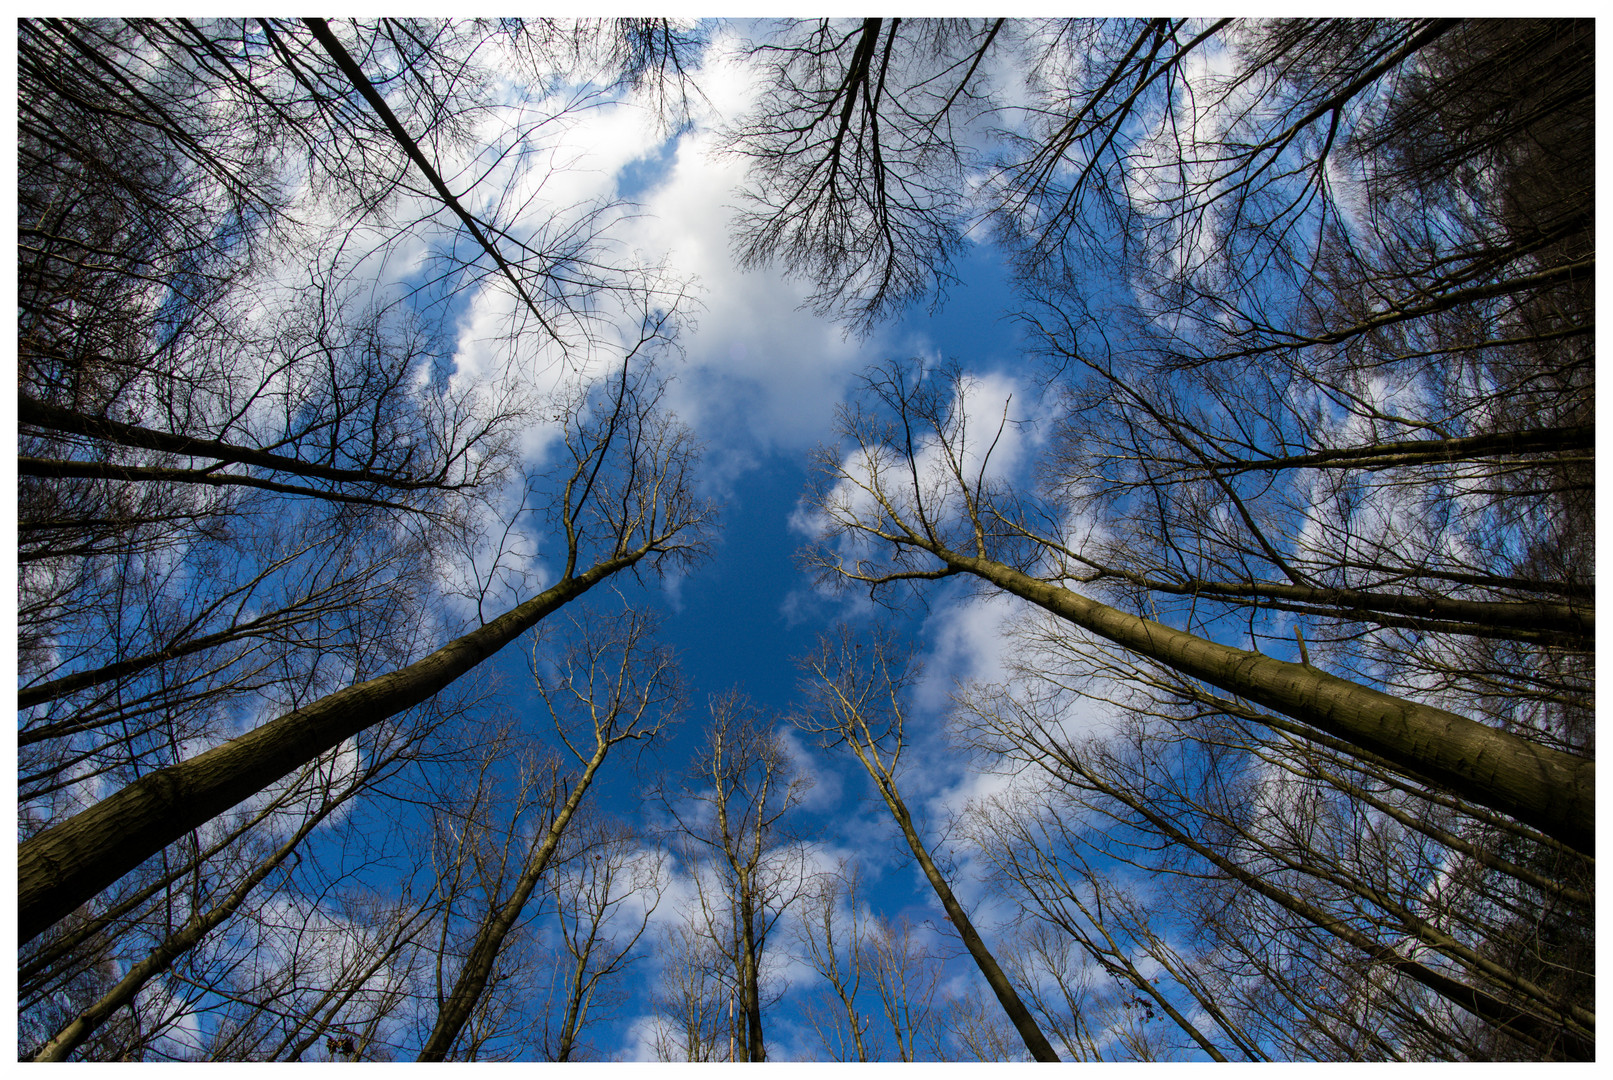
[
  {"x1": 6, "y1": 16, "x2": 1085, "y2": 1064},
  {"x1": 397, "y1": 19, "x2": 1108, "y2": 1060},
  {"x1": 9, "y1": 14, "x2": 1335, "y2": 1064}
]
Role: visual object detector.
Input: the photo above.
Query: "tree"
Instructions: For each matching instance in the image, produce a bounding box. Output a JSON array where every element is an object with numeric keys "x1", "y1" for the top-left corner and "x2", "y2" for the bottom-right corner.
[
  {"x1": 417, "y1": 605, "x2": 681, "y2": 1060},
  {"x1": 26, "y1": 711, "x2": 426, "y2": 1061},
  {"x1": 795, "y1": 863, "x2": 874, "y2": 1061},
  {"x1": 726, "y1": 18, "x2": 1003, "y2": 330},
  {"x1": 796, "y1": 627, "x2": 1061, "y2": 1061},
  {"x1": 18, "y1": 16, "x2": 712, "y2": 950},
  {"x1": 862, "y1": 913, "x2": 950, "y2": 1062},
  {"x1": 659, "y1": 692, "x2": 812, "y2": 1061},
  {"x1": 535, "y1": 814, "x2": 666, "y2": 1061},
  {"x1": 800, "y1": 360, "x2": 1589, "y2": 849},
  {"x1": 19, "y1": 353, "x2": 711, "y2": 947},
  {"x1": 958, "y1": 668, "x2": 1593, "y2": 1059},
  {"x1": 650, "y1": 920, "x2": 729, "y2": 1062},
  {"x1": 19, "y1": 687, "x2": 482, "y2": 1062}
]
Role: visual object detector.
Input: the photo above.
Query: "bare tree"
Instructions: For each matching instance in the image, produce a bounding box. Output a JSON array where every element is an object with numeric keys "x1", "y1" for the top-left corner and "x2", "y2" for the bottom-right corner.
[
  {"x1": 799, "y1": 361, "x2": 1589, "y2": 854},
  {"x1": 17, "y1": 667, "x2": 482, "y2": 1063},
  {"x1": 650, "y1": 920, "x2": 729, "y2": 1062},
  {"x1": 726, "y1": 19, "x2": 1005, "y2": 330},
  {"x1": 956, "y1": 667, "x2": 1593, "y2": 1059},
  {"x1": 863, "y1": 913, "x2": 950, "y2": 1061},
  {"x1": 17, "y1": 16, "x2": 711, "y2": 952},
  {"x1": 797, "y1": 626, "x2": 1061, "y2": 1060},
  {"x1": 417, "y1": 605, "x2": 681, "y2": 1060},
  {"x1": 659, "y1": 692, "x2": 813, "y2": 1061},
  {"x1": 535, "y1": 814, "x2": 666, "y2": 1061},
  {"x1": 29, "y1": 744, "x2": 400, "y2": 1061},
  {"x1": 795, "y1": 863, "x2": 873, "y2": 1061},
  {"x1": 20, "y1": 362, "x2": 712, "y2": 945}
]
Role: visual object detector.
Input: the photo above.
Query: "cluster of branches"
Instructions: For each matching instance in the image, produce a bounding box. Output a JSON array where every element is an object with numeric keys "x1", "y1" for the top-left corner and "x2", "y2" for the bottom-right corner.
[
  {"x1": 650, "y1": 693, "x2": 814, "y2": 1062},
  {"x1": 21, "y1": 600, "x2": 693, "y2": 1062},
  {"x1": 19, "y1": 15, "x2": 1594, "y2": 1062}
]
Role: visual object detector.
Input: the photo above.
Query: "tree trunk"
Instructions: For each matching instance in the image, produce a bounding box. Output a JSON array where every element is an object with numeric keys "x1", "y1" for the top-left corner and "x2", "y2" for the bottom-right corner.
[
  {"x1": 940, "y1": 550, "x2": 1593, "y2": 855},
  {"x1": 31, "y1": 790, "x2": 341, "y2": 1061},
  {"x1": 1122, "y1": 576, "x2": 1592, "y2": 644},
  {"x1": 18, "y1": 392, "x2": 467, "y2": 493},
  {"x1": 417, "y1": 745, "x2": 609, "y2": 1061},
  {"x1": 740, "y1": 895, "x2": 766, "y2": 1062},
  {"x1": 18, "y1": 553, "x2": 638, "y2": 944},
  {"x1": 871, "y1": 771, "x2": 1061, "y2": 1062},
  {"x1": 554, "y1": 950, "x2": 589, "y2": 1061}
]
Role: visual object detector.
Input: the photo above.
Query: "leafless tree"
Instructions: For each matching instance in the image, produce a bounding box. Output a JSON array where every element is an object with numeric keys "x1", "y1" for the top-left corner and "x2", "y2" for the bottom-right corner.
[
  {"x1": 27, "y1": 739, "x2": 408, "y2": 1061},
  {"x1": 726, "y1": 18, "x2": 1004, "y2": 330},
  {"x1": 650, "y1": 920, "x2": 729, "y2": 1062},
  {"x1": 658, "y1": 692, "x2": 813, "y2": 1061},
  {"x1": 417, "y1": 605, "x2": 681, "y2": 1060},
  {"x1": 534, "y1": 814, "x2": 666, "y2": 1061},
  {"x1": 796, "y1": 626, "x2": 1060, "y2": 1060},
  {"x1": 795, "y1": 863, "x2": 873, "y2": 1061},
  {"x1": 956, "y1": 663, "x2": 1592, "y2": 1060},
  {"x1": 20, "y1": 360, "x2": 713, "y2": 946},
  {"x1": 799, "y1": 360, "x2": 1588, "y2": 853},
  {"x1": 18, "y1": 16, "x2": 711, "y2": 954},
  {"x1": 19, "y1": 685, "x2": 477, "y2": 1062}
]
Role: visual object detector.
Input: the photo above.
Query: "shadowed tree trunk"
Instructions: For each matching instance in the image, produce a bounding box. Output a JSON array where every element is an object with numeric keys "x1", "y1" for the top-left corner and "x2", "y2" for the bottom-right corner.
[{"x1": 19, "y1": 558, "x2": 627, "y2": 944}]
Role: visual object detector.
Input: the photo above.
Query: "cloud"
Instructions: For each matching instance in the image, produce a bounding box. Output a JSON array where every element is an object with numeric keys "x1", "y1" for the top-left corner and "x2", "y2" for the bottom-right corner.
[{"x1": 590, "y1": 32, "x2": 893, "y2": 464}]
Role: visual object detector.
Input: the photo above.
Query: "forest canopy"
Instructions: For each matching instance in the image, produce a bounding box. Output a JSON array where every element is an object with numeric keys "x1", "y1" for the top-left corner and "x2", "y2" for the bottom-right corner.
[{"x1": 15, "y1": 17, "x2": 1593, "y2": 1062}]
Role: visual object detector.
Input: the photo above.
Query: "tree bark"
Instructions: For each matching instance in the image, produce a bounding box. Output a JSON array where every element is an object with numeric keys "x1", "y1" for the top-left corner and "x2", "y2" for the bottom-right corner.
[
  {"x1": 738, "y1": 888, "x2": 766, "y2": 1061},
  {"x1": 938, "y1": 549, "x2": 1593, "y2": 855},
  {"x1": 18, "y1": 553, "x2": 639, "y2": 944}
]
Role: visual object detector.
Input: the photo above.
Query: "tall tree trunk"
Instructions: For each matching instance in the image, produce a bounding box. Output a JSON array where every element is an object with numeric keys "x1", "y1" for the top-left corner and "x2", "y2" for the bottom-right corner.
[
  {"x1": 870, "y1": 770, "x2": 1061, "y2": 1062},
  {"x1": 937, "y1": 549, "x2": 1593, "y2": 854},
  {"x1": 417, "y1": 745, "x2": 609, "y2": 1061},
  {"x1": 17, "y1": 392, "x2": 470, "y2": 493},
  {"x1": 18, "y1": 553, "x2": 639, "y2": 944},
  {"x1": 738, "y1": 890, "x2": 765, "y2": 1062},
  {"x1": 553, "y1": 949, "x2": 590, "y2": 1062}
]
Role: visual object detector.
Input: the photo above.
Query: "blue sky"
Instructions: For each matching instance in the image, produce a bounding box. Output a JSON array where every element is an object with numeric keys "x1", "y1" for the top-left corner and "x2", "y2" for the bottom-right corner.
[
  {"x1": 460, "y1": 163, "x2": 1048, "y2": 1057},
  {"x1": 14, "y1": 15, "x2": 1598, "y2": 1066}
]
